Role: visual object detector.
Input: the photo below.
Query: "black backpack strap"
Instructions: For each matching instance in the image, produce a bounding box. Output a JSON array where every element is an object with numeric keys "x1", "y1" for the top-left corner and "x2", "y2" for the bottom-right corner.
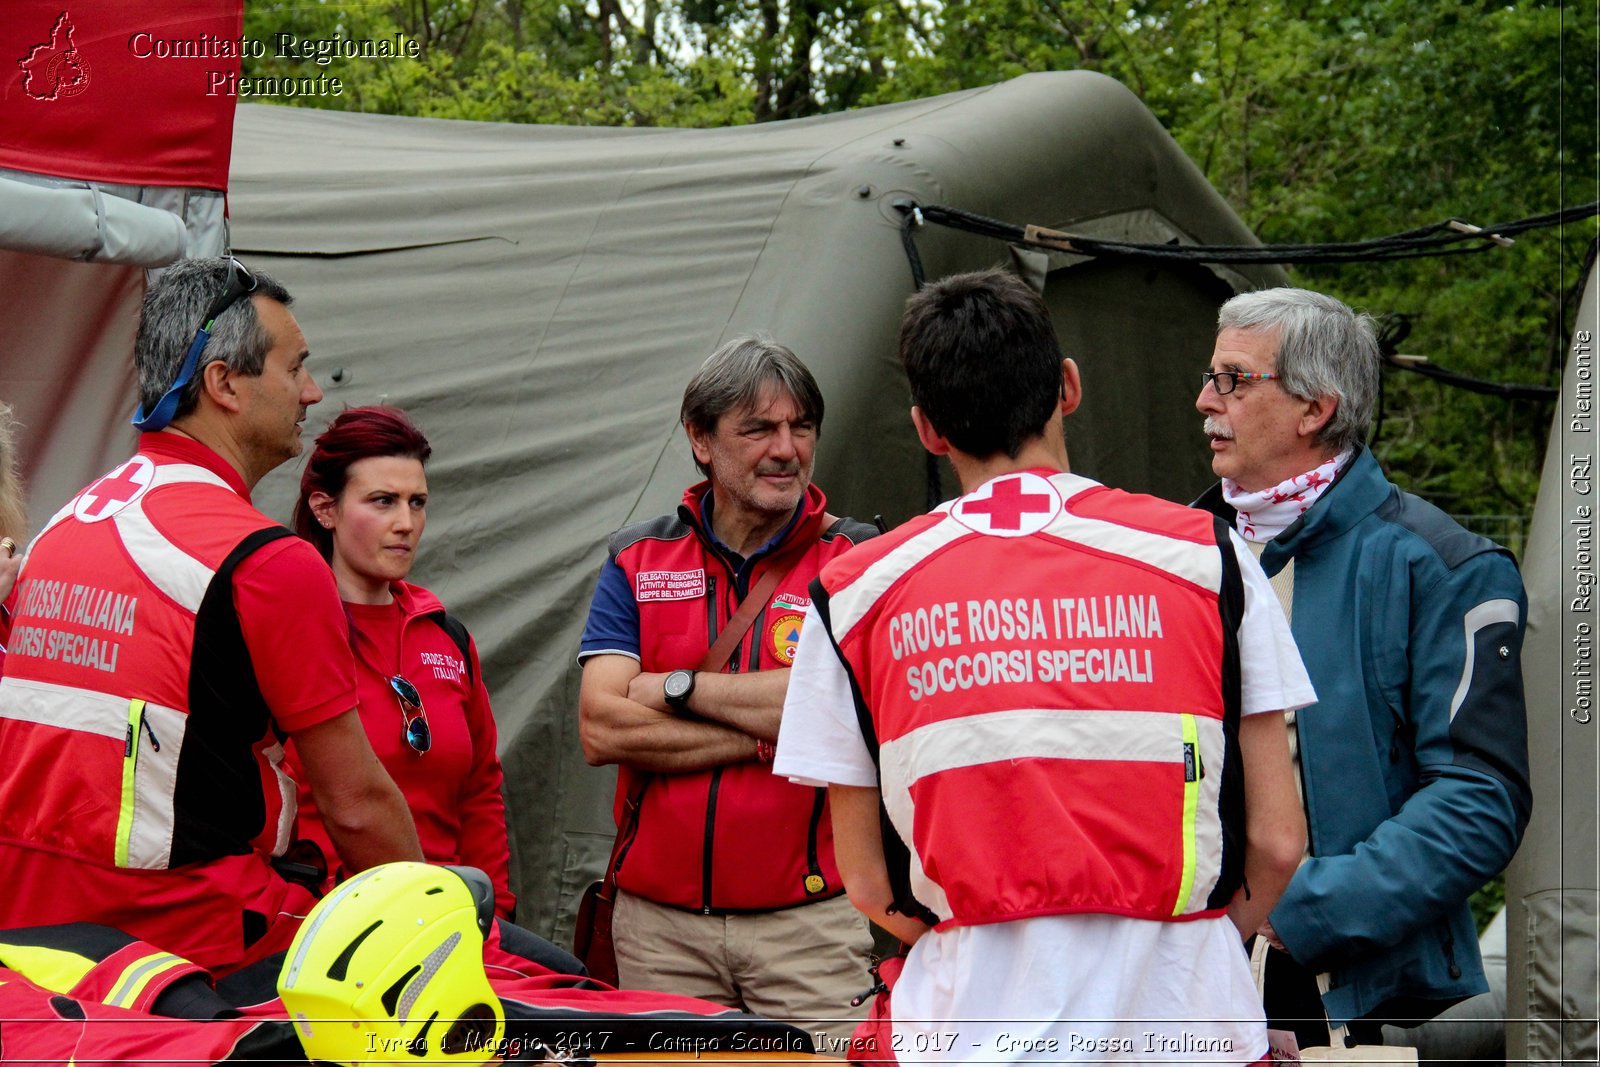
[
  {"x1": 809, "y1": 577, "x2": 941, "y2": 928},
  {"x1": 1207, "y1": 517, "x2": 1249, "y2": 911},
  {"x1": 433, "y1": 611, "x2": 475, "y2": 688}
]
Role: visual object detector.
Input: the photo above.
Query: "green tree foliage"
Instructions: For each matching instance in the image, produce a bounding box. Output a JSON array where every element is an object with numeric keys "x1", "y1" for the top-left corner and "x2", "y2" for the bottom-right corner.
[
  {"x1": 244, "y1": 1, "x2": 755, "y2": 125},
  {"x1": 242, "y1": 0, "x2": 1597, "y2": 514},
  {"x1": 853, "y1": 0, "x2": 1596, "y2": 516}
]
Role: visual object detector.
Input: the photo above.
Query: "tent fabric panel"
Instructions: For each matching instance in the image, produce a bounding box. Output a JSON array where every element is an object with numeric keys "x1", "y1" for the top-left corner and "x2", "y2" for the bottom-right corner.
[
  {"x1": 1521, "y1": 890, "x2": 1599, "y2": 1061},
  {"x1": 1506, "y1": 259, "x2": 1599, "y2": 1062},
  {"x1": 1050, "y1": 257, "x2": 1237, "y2": 504}
]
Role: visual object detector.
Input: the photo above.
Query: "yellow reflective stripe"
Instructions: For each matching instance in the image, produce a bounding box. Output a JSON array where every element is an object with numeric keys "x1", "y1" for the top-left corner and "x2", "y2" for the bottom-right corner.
[
  {"x1": 115, "y1": 699, "x2": 145, "y2": 867},
  {"x1": 105, "y1": 951, "x2": 187, "y2": 1009},
  {"x1": 0, "y1": 942, "x2": 98, "y2": 993},
  {"x1": 1172, "y1": 713, "x2": 1200, "y2": 917}
]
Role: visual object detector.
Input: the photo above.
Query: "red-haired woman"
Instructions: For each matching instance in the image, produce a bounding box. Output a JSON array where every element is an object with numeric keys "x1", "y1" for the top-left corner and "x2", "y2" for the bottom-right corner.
[{"x1": 285, "y1": 406, "x2": 516, "y2": 918}]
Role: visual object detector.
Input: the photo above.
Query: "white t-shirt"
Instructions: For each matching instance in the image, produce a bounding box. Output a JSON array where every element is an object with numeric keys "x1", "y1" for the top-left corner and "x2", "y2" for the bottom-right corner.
[{"x1": 775, "y1": 527, "x2": 1315, "y2": 1064}]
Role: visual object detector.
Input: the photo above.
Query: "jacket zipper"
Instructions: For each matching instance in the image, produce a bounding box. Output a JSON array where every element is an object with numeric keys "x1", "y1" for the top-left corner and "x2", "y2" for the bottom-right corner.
[
  {"x1": 123, "y1": 703, "x2": 160, "y2": 757},
  {"x1": 1172, "y1": 715, "x2": 1201, "y2": 916},
  {"x1": 705, "y1": 574, "x2": 719, "y2": 648},
  {"x1": 695, "y1": 521, "x2": 788, "y2": 913},
  {"x1": 117, "y1": 700, "x2": 160, "y2": 868},
  {"x1": 701, "y1": 562, "x2": 741, "y2": 913},
  {"x1": 701, "y1": 769, "x2": 722, "y2": 914},
  {"x1": 746, "y1": 602, "x2": 768, "y2": 672}
]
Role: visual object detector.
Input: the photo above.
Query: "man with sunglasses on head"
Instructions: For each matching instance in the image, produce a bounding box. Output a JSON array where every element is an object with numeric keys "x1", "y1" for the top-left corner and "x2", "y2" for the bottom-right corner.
[
  {"x1": 0, "y1": 257, "x2": 422, "y2": 975},
  {"x1": 1193, "y1": 287, "x2": 1531, "y2": 1054}
]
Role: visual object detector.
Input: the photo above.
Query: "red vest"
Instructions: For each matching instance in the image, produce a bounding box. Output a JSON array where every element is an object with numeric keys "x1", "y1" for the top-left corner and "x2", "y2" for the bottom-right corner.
[
  {"x1": 817, "y1": 470, "x2": 1244, "y2": 928},
  {"x1": 611, "y1": 483, "x2": 876, "y2": 911},
  {"x1": 0, "y1": 448, "x2": 297, "y2": 872}
]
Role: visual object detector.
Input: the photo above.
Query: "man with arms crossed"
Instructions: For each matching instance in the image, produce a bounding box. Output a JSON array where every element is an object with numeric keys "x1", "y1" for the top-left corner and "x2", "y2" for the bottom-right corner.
[
  {"x1": 1193, "y1": 287, "x2": 1530, "y2": 1048},
  {"x1": 0, "y1": 257, "x2": 421, "y2": 974},
  {"x1": 579, "y1": 336, "x2": 877, "y2": 1047},
  {"x1": 777, "y1": 270, "x2": 1311, "y2": 1063}
]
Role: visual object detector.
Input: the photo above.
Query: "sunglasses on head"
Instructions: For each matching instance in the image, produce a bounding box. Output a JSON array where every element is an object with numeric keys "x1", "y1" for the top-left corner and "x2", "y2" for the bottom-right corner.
[
  {"x1": 390, "y1": 674, "x2": 432, "y2": 755},
  {"x1": 132, "y1": 256, "x2": 258, "y2": 432}
]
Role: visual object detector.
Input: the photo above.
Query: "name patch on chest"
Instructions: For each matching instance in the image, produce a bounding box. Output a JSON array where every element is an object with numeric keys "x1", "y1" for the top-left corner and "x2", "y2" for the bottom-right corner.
[
  {"x1": 636, "y1": 568, "x2": 707, "y2": 602},
  {"x1": 419, "y1": 650, "x2": 466, "y2": 683}
]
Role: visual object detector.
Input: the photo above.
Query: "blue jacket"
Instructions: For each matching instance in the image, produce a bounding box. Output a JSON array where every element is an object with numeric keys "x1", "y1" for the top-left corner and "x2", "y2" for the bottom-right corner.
[{"x1": 1197, "y1": 447, "x2": 1531, "y2": 1026}]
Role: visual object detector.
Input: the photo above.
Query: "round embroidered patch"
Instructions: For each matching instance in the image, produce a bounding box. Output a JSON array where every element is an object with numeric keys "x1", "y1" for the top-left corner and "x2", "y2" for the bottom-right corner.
[
  {"x1": 768, "y1": 612, "x2": 806, "y2": 665},
  {"x1": 74, "y1": 455, "x2": 155, "y2": 523},
  {"x1": 952, "y1": 470, "x2": 1062, "y2": 537}
]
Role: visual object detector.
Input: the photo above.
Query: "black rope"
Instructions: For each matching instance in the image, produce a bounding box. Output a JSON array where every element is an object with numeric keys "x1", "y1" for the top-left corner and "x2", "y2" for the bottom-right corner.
[
  {"x1": 894, "y1": 202, "x2": 1583, "y2": 415},
  {"x1": 1370, "y1": 364, "x2": 1386, "y2": 451},
  {"x1": 1367, "y1": 318, "x2": 1412, "y2": 450},
  {"x1": 901, "y1": 206, "x2": 926, "y2": 291},
  {"x1": 897, "y1": 202, "x2": 1600, "y2": 267},
  {"x1": 1386, "y1": 357, "x2": 1559, "y2": 400},
  {"x1": 897, "y1": 204, "x2": 940, "y2": 507},
  {"x1": 1374, "y1": 313, "x2": 1558, "y2": 400}
]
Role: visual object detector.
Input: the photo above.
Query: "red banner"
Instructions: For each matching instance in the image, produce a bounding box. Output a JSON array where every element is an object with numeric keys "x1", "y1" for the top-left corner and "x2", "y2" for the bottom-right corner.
[{"x1": 0, "y1": 1, "x2": 241, "y2": 190}]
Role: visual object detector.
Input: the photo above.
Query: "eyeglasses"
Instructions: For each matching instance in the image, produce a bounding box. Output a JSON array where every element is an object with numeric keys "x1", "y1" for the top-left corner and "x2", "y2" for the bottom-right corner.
[
  {"x1": 390, "y1": 674, "x2": 432, "y2": 754},
  {"x1": 1201, "y1": 369, "x2": 1278, "y2": 396},
  {"x1": 132, "y1": 256, "x2": 259, "y2": 432}
]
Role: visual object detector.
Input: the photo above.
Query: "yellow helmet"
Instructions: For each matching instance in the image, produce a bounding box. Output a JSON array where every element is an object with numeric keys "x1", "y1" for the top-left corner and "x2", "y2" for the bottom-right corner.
[{"x1": 278, "y1": 863, "x2": 505, "y2": 1065}]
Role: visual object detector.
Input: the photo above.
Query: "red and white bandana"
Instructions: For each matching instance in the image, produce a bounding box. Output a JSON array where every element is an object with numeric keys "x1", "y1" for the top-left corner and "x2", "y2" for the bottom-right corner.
[{"x1": 1222, "y1": 450, "x2": 1351, "y2": 542}]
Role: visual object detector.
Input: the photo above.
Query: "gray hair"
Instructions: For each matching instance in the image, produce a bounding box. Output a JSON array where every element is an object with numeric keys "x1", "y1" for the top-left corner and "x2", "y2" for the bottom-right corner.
[
  {"x1": 1217, "y1": 287, "x2": 1380, "y2": 453},
  {"x1": 680, "y1": 335, "x2": 824, "y2": 477},
  {"x1": 134, "y1": 257, "x2": 293, "y2": 421},
  {"x1": 0, "y1": 401, "x2": 25, "y2": 541}
]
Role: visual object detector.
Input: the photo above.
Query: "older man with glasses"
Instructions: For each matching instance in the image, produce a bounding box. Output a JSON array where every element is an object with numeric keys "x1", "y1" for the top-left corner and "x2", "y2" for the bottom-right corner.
[
  {"x1": 0, "y1": 256, "x2": 422, "y2": 975},
  {"x1": 1193, "y1": 287, "x2": 1531, "y2": 1055}
]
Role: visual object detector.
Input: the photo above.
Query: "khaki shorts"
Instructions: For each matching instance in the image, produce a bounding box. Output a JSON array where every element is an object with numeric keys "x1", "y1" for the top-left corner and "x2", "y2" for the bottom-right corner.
[{"x1": 614, "y1": 888, "x2": 873, "y2": 1055}]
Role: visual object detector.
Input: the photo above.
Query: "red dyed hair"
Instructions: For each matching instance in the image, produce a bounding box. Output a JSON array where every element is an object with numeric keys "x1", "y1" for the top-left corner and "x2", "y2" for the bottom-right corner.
[{"x1": 294, "y1": 406, "x2": 433, "y2": 561}]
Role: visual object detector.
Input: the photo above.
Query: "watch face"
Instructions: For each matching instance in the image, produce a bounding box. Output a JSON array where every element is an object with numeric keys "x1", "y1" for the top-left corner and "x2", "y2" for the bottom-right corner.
[{"x1": 665, "y1": 670, "x2": 693, "y2": 702}]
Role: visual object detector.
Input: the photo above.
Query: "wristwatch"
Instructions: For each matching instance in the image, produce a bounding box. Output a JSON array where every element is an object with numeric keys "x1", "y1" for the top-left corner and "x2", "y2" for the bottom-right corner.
[{"x1": 663, "y1": 669, "x2": 697, "y2": 712}]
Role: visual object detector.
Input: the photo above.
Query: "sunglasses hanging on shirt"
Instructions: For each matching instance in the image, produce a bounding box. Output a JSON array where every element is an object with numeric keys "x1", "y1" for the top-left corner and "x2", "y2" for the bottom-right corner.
[{"x1": 390, "y1": 673, "x2": 432, "y2": 755}]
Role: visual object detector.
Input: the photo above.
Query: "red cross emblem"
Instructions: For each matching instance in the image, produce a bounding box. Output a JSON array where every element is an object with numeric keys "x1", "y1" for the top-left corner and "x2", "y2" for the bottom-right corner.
[
  {"x1": 74, "y1": 456, "x2": 155, "y2": 523},
  {"x1": 955, "y1": 472, "x2": 1060, "y2": 537}
]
